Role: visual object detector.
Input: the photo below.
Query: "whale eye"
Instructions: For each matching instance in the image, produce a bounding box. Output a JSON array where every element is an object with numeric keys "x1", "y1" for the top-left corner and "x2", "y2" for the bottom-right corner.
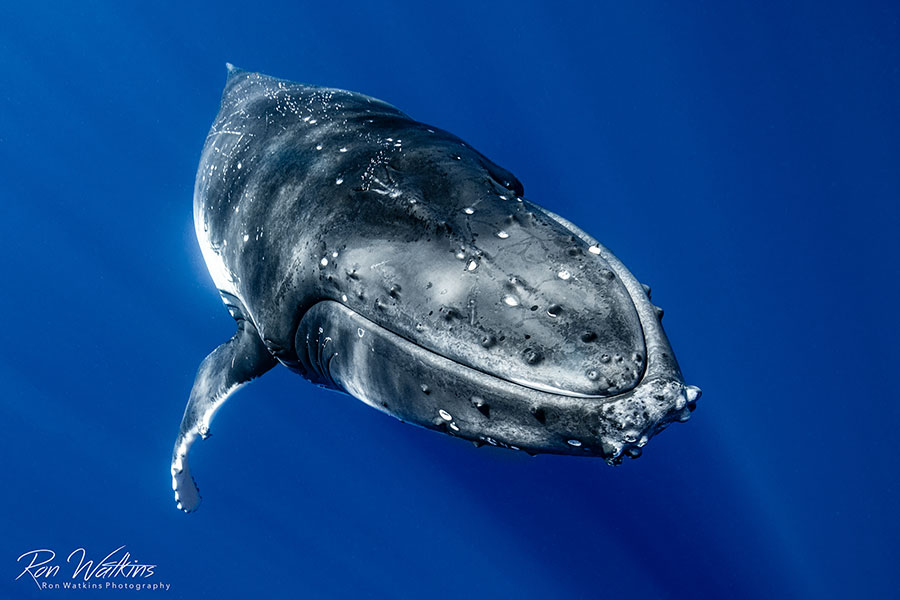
[
  {"x1": 479, "y1": 155, "x2": 525, "y2": 197},
  {"x1": 504, "y1": 178, "x2": 524, "y2": 197}
]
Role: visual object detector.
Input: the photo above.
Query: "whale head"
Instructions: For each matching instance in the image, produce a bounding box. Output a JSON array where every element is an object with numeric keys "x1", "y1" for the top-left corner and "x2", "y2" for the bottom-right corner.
[{"x1": 290, "y1": 137, "x2": 699, "y2": 462}]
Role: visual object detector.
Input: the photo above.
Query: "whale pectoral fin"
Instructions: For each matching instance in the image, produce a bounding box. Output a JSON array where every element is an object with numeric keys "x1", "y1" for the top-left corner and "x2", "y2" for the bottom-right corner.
[{"x1": 171, "y1": 319, "x2": 277, "y2": 512}]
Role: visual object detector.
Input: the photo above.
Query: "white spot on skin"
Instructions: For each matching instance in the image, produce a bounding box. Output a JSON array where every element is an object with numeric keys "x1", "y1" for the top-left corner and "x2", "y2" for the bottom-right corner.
[
  {"x1": 455, "y1": 252, "x2": 465, "y2": 260},
  {"x1": 339, "y1": 147, "x2": 348, "y2": 153},
  {"x1": 503, "y1": 295, "x2": 520, "y2": 307},
  {"x1": 449, "y1": 422, "x2": 460, "y2": 432},
  {"x1": 357, "y1": 328, "x2": 365, "y2": 338},
  {"x1": 237, "y1": 162, "x2": 242, "y2": 169},
  {"x1": 243, "y1": 234, "x2": 249, "y2": 242},
  {"x1": 439, "y1": 409, "x2": 452, "y2": 421},
  {"x1": 332, "y1": 251, "x2": 339, "y2": 258},
  {"x1": 316, "y1": 144, "x2": 323, "y2": 150},
  {"x1": 567, "y1": 439, "x2": 582, "y2": 447},
  {"x1": 589, "y1": 244, "x2": 602, "y2": 255},
  {"x1": 497, "y1": 231, "x2": 509, "y2": 239},
  {"x1": 341, "y1": 294, "x2": 348, "y2": 302},
  {"x1": 320, "y1": 257, "x2": 328, "y2": 267},
  {"x1": 463, "y1": 207, "x2": 474, "y2": 215},
  {"x1": 558, "y1": 270, "x2": 571, "y2": 280},
  {"x1": 467, "y1": 260, "x2": 478, "y2": 271},
  {"x1": 335, "y1": 177, "x2": 344, "y2": 185}
]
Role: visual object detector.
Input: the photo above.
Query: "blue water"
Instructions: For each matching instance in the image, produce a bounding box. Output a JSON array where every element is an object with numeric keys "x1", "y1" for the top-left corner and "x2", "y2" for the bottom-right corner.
[{"x1": 2, "y1": 2, "x2": 897, "y2": 598}]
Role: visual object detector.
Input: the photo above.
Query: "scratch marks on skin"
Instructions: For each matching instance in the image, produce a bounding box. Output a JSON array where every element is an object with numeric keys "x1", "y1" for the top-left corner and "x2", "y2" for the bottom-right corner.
[
  {"x1": 209, "y1": 129, "x2": 246, "y2": 137},
  {"x1": 368, "y1": 175, "x2": 403, "y2": 198},
  {"x1": 219, "y1": 76, "x2": 410, "y2": 197},
  {"x1": 206, "y1": 129, "x2": 255, "y2": 151},
  {"x1": 205, "y1": 129, "x2": 257, "y2": 182}
]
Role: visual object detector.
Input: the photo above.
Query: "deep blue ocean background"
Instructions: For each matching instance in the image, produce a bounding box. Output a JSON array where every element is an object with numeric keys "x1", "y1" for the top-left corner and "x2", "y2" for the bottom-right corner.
[{"x1": 2, "y1": 2, "x2": 898, "y2": 598}]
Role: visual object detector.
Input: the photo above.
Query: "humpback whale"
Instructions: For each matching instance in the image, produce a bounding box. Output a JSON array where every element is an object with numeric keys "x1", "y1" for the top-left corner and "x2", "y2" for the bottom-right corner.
[{"x1": 172, "y1": 65, "x2": 700, "y2": 512}]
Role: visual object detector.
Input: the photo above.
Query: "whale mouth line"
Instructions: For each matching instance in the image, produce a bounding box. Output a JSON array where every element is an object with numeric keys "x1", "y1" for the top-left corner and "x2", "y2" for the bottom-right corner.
[{"x1": 312, "y1": 300, "x2": 638, "y2": 401}]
